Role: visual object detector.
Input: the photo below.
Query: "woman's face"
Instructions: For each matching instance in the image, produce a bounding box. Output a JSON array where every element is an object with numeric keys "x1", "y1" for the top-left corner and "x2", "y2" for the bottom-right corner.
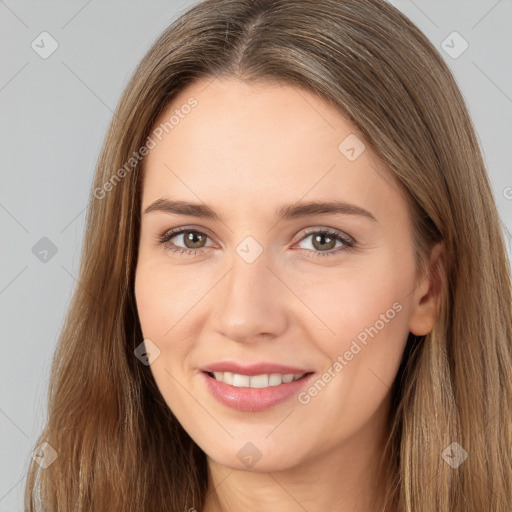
[{"x1": 135, "y1": 76, "x2": 436, "y2": 472}]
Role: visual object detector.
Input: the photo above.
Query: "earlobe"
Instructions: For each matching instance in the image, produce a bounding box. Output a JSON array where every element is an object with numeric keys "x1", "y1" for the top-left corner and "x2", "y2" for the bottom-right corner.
[{"x1": 408, "y1": 242, "x2": 444, "y2": 336}]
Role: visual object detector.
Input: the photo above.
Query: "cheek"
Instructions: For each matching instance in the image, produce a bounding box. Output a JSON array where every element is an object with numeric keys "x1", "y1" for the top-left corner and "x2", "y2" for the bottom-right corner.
[
  {"x1": 295, "y1": 252, "x2": 416, "y2": 412},
  {"x1": 292, "y1": 269, "x2": 412, "y2": 445},
  {"x1": 299, "y1": 262, "x2": 413, "y2": 351},
  {"x1": 134, "y1": 265, "x2": 168, "y2": 337},
  {"x1": 134, "y1": 259, "x2": 197, "y2": 337},
  {"x1": 134, "y1": 259, "x2": 214, "y2": 379},
  {"x1": 134, "y1": 262, "x2": 195, "y2": 407}
]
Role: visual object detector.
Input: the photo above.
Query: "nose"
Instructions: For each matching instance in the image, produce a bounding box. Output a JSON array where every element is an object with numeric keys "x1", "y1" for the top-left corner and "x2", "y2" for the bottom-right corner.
[{"x1": 211, "y1": 248, "x2": 289, "y2": 344}]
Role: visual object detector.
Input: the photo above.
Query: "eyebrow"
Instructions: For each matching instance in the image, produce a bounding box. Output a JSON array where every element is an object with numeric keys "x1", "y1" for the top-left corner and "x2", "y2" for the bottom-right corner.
[{"x1": 143, "y1": 198, "x2": 377, "y2": 222}]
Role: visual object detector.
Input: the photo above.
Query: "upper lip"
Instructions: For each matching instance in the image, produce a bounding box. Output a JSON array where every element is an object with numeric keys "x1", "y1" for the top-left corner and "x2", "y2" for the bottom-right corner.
[{"x1": 200, "y1": 361, "x2": 314, "y2": 376}]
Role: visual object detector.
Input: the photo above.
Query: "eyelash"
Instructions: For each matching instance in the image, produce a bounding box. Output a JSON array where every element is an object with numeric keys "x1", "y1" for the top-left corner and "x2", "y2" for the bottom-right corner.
[{"x1": 157, "y1": 227, "x2": 355, "y2": 258}]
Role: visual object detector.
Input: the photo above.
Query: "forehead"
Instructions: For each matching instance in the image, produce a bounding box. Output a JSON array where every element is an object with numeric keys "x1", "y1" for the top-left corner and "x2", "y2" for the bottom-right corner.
[
  {"x1": 141, "y1": 76, "x2": 405, "y2": 223},
  {"x1": 149, "y1": 76, "x2": 352, "y2": 159}
]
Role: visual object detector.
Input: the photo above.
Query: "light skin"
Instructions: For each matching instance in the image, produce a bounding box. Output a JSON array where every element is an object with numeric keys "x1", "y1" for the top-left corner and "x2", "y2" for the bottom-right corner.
[{"x1": 134, "y1": 76, "x2": 442, "y2": 512}]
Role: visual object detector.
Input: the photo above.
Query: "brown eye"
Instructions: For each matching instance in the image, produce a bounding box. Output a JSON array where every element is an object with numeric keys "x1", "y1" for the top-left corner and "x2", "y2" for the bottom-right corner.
[
  {"x1": 158, "y1": 228, "x2": 214, "y2": 256},
  {"x1": 296, "y1": 229, "x2": 354, "y2": 257},
  {"x1": 181, "y1": 230, "x2": 207, "y2": 249},
  {"x1": 311, "y1": 233, "x2": 337, "y2": 251}
]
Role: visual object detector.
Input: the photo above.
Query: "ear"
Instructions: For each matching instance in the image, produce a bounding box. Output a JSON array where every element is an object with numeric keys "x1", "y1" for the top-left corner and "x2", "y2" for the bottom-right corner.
[{"x1": 408, "y1": 242, "x2": 444, "y2": 336}]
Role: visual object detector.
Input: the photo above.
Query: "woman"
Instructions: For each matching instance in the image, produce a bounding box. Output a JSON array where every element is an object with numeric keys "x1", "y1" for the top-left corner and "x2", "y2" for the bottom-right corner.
[{"x1": 25, "y1": 0, "x2": 512, "y2": 510}]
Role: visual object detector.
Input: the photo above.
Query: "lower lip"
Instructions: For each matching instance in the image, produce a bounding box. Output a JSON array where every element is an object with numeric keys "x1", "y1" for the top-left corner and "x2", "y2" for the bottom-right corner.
[{"x1": 200, "y1": 371, "x2": 315, "y2": 412}]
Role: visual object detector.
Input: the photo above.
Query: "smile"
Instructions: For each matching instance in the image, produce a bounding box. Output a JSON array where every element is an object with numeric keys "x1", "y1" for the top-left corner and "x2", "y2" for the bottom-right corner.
[{"x1": 201, "y1": 370, "x2": 315, "y2": 412}]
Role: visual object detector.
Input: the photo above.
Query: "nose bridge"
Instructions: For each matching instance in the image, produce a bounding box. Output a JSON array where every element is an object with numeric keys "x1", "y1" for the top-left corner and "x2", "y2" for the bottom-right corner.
[{"x1": 212, "y1": 241, "x2": 288, "y2": 342}]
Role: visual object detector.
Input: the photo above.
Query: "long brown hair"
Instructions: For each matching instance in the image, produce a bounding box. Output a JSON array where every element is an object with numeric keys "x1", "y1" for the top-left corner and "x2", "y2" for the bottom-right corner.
[{"x1": 25, "y1": 0, "x2": 512, "y2": 510}]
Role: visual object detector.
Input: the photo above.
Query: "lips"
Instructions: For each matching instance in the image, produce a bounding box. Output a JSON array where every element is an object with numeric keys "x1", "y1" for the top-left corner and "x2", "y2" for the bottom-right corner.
[{"x1": 199, "y1": 361, "x2": 316, "y2": 412}]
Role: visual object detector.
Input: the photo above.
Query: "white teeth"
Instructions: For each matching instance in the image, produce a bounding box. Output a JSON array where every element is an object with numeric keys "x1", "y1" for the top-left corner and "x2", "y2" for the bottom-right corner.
[
  {"x1": 249, "y1": 374, "x2": 269, "y2": 388},
  {"x1": 269, "y1": 373, "x2": 283, "y2": 386},
  {"x1": 210, "y1": 371, "x2": 306, "y2": 387},
  {"x1": 232, "y1": 373, "x2": 250, "y2": 387}
]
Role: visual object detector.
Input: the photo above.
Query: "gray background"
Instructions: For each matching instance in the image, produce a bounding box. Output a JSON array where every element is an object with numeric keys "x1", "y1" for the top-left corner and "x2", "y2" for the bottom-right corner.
[{"x1": 1, "y1": 1, "x2": 511, "y2": 509}]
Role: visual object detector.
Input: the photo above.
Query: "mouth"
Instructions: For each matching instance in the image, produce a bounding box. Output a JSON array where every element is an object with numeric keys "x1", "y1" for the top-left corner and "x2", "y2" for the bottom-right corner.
[{"x1": 201, "y1": 370, "x2": 316, "y2": 412}]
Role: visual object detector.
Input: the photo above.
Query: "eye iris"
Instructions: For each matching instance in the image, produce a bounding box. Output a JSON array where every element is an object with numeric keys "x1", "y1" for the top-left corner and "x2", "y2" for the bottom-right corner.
[
  {"x1": 312, "y1": 233, "x2": 336, "y2": 251},
  {"x1": 184, "y1": 231, "x2": 206, "y2": 249}
]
